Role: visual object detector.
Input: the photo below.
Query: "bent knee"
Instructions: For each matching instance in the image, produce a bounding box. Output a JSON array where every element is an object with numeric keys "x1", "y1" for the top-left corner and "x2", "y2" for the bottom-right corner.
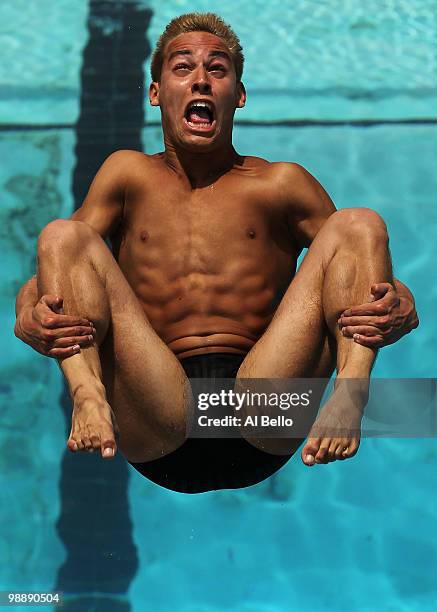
[
  {"x1": 330, "y1": 207, "x2": 388, "y2": 242},
  {"x1": 38, "y1": 219, "x2": 101, "y2": 253}
]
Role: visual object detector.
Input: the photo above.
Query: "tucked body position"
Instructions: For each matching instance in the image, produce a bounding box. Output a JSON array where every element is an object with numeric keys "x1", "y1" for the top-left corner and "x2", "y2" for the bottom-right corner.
[{"x1": 14, "y1": 13, "x2": 418, "y2": 493}]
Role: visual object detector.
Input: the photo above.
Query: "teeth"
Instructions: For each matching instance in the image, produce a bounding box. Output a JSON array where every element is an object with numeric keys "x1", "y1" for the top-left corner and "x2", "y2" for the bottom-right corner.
[
  {"x1": 187, "y1": 121, "x2": 210, "y2": 126},
  {"x1": 188, "y1": 101, "x2": 213, "y2": 112}
]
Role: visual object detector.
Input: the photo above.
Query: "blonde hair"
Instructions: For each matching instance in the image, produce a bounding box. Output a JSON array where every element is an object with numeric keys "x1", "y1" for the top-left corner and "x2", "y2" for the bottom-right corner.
[{"x1": 151, "y1": 12, "x2": 244, "y2": 82}]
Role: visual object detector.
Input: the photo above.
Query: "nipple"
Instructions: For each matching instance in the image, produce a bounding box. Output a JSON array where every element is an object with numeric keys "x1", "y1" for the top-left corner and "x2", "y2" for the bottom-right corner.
[{"x1": 246, "y1": 229, "x2": 256, "y2": 239}]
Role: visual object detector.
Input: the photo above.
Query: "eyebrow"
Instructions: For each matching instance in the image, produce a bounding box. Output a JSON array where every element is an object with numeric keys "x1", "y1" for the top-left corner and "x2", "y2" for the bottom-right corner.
[{"x1": 167, "y1": 49, "x2": 231, "y2": 62}]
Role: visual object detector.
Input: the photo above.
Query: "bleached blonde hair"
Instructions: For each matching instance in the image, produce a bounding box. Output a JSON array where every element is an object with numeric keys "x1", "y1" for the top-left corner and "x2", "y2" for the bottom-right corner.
[{"x1": 151, "y1": 12, "x2": 244, "y2": 82}]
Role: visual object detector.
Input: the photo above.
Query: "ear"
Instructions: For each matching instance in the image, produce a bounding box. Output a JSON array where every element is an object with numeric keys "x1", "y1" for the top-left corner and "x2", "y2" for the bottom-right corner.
[
  {"x1": 149, "y1": 81, "x2": 160, "y2": 107},
  {"x1": 236, "y1": 81, "x2": 246, "y2": 109}
]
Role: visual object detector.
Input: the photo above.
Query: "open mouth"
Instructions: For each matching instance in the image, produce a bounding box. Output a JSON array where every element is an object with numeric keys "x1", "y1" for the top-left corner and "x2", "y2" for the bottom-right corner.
[{"x1": 184, "y1": 100, "x2": 215, "y2": 130}]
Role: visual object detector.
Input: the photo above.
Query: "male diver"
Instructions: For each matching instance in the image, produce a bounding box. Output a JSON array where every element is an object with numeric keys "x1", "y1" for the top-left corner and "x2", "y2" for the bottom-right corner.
[{"x1": 14, "y1": 13, "x2": 418, "y2": 493}]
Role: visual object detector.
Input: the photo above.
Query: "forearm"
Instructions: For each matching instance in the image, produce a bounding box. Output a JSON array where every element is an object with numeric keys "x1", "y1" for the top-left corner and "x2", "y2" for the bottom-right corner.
[{"x1": 15, "y1": 275, "x2": 38, "y2": 319}]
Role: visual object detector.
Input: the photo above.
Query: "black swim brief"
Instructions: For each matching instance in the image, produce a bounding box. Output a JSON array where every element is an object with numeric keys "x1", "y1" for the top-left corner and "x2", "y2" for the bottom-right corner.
[{"x1": 128, "y1": 353, "x2": 294, "y2": 494}]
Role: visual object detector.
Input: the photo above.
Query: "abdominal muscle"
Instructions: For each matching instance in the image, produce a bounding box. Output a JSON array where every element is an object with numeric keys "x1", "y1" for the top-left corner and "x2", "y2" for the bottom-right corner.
[
  {"x1": 116, "y1": 219, "x2": 296, "y2": 361},
  {"x1": 146, "y1": 291, "x2": 276, "y2": 360},
  {"x1": 131, "y1": 272, "x2": 281, "y2": 361}
]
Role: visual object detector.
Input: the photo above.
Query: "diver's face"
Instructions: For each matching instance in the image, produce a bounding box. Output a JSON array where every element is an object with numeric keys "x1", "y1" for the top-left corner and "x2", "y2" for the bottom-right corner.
[{"x1": 149, "y1": 32, "x2": 246, "y2": 151}]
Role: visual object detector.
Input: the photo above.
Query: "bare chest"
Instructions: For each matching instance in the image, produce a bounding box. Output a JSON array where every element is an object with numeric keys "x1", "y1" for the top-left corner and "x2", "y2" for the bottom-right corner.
[
  {"x1": 127, "y1": 182, "x2": 291, "y2": 250},
  {"x1": 114, "y1": 177, "x2": 299, "y2": 300}
]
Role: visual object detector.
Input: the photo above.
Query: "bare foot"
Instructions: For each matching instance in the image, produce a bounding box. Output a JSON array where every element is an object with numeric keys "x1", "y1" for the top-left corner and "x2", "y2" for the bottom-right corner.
[
  {"x1": 301, "y1": 379, "x2": 367, "y2": 466},
  {"x1": 67, "y1": 395, "x2": 119, "y2": 459}
]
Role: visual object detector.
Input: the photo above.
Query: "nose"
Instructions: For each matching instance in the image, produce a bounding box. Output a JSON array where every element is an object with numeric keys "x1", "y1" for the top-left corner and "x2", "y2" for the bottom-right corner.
[{"x1": 191, "y1": 67, "x2": 212, "y2": 95}]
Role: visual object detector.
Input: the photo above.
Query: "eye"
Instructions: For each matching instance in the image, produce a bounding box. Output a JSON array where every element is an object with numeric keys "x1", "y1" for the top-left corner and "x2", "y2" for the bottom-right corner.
[
  {"x1": 174, "y1": 63, "x2": 191, "y2": 71},
  {"x1": 210, "y1": 64, "x2": 226, "y2": 73}
]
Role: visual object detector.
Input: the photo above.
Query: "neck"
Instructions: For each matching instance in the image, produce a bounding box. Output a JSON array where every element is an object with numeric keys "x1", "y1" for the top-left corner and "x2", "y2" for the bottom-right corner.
[{"x1": 162, "y1": 139, "x2": 241, "y2": 189}]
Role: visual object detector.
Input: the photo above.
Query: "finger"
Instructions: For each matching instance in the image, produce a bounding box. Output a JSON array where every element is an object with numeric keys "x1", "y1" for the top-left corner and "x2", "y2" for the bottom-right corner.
[
  {"x1": 339, "y1": 315, "x2": 390, "y2": 328},
  {"x1": 51, "y1": 297, "x2": 64, "y2": 315},
  {"x1": 40, "y1": 294, "x2": 63, "y2": 309},
  {"x1": 371, "y1": 283, "x2": 393, "y2": 297},
  {"x1": 51, "y1": 335, "x2": 94, "y2": 349},
  {"x1": 340, "y1": 302, "x2": 389, "y2": 317},
  {"x1": 352, "y1": 334, "x2": 385, "y2": 348},
  {"x1": 42, "y1": 316, "x2": 95, "y2": 329},
  {"x1": 341, "y1": 325, "x2": 381, "y2": 338},
  {"x1": 46, "y1": 325, "x2": 95, "y2": 339},
  {"x1": 48, "y1": 345, "x2": 81, "y2": 358}
]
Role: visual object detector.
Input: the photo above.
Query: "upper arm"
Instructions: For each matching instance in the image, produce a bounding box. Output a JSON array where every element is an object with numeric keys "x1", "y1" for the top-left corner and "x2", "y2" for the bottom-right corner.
[
  {"x1": 70, "y1": 150, "x2": 135, "y2": 238},
  {"x1": 279, "y1": 162, "x2": 337, "y2": 248}
]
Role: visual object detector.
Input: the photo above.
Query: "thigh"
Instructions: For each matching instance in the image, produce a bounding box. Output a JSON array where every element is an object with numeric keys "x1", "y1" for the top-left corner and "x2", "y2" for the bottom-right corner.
[
  {"x1": 237, "y1": 242, "x2": 336, "y2": 380},
  {"x1": 86, "y1": 237, "x2": 191, "y2": 462},
  {"x1": 236, "y1": 241, "x2": 337, "y2": 455}
]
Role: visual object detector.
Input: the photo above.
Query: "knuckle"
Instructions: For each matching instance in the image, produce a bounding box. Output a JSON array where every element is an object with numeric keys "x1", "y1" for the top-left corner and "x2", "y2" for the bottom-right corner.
[{"x1": 375, "y1": 304, "x2": 387, "y2": 315}]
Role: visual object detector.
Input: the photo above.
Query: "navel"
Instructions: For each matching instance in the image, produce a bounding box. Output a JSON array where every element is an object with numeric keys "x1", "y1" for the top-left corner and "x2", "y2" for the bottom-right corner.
[{"x1": 140, "y1": 230, "x2": 149, "y2": 242}]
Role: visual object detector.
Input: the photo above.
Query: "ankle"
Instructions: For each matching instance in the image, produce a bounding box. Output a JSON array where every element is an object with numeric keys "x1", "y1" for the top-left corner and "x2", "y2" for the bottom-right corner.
[
  {"x1": 71, "y1": 380, "x2": 107, "y2": 404},
  {"x1": 333, "y1": 376, "x2": 369, "y2": 409}
]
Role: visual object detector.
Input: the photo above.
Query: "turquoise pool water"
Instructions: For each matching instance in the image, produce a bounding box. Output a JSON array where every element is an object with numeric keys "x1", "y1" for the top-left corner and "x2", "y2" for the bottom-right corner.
[{"x1": 1, "y1": 1, "x2": 436, "y2": 611}]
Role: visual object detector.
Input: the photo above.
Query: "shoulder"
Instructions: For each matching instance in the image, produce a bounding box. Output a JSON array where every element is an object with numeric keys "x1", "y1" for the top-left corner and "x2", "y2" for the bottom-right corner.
[
  {"x1": 94, "y1": 150, "x2": 161, "y2": 188},
  {"x1": 267, "y1": 161, "x2": 320, "y2": 193},
  {"x1": 99, "y1": 149, "x2": 153, "y2": 172},
  {"x1": 266, "y1": 162, "x2": 337, "y2": 247},
  {"x1": 245, "y1": 160, "x2": 331, "y2": 203},
  {"x1": 242, "y1": 158, "x2": 315, "y2": 188},
  {"x1": 269, "y1": 162, "x2": 336, "y2": 213}
]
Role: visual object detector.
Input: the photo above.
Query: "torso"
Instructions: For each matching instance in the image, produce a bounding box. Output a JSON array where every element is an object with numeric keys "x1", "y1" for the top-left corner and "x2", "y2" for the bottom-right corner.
[{"x1": 112, "y1": 153, "x2": 301, "y2": 359}]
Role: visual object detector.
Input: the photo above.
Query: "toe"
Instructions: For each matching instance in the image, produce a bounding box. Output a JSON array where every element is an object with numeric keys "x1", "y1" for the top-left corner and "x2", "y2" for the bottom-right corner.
[
  {"x1": 335, "y1": 443, "x2": 348, "y2": 460},
  {"x1": 100, "y1": 428, "x2": 117, "y2": 459},
  {"x1": 81, "y1": 436, "x2": 93, "y2": 451},
  {"x1": 343, "y1": 438, "x2": 360, "y2": 458},
  {"x1": 67, "y1": 438, "x2": 79, "y2": 452},
  {"x1": 315, "y1": 442, "x2": 330, "y2": 464},
  {"x1": 102, "y1": 443, "x2": 116, "y2": 458},
  {"x1": 328, "y1": 439, "x2": 341, "y2": 462},
  {"x1": 301, "y1": 437, "x2": 320, "y2": 466},
  {"x1": 77, "y1": 440, "x2": 85, "y2": 451},
  {"x1": 90, "y1": 433, "x2": 101, "y2": 451}
]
